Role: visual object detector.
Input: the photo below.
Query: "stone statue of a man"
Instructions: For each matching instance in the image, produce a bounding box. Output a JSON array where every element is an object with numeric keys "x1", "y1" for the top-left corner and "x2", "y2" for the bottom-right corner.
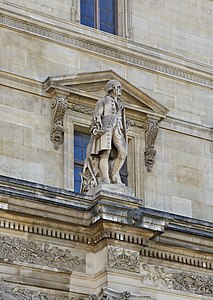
[{"x1": 81, "y1": 79, "x2": 127, "y2": 193}]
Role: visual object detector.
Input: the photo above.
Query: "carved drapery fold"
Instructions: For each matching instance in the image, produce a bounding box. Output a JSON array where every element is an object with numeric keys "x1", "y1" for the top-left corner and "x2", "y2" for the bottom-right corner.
[
  {"x1": 50, "y1": 95, "x2": 68, "y2": 150},
  {"x1": 145, "y1": 119, "x2": 159, "y2": 172}
]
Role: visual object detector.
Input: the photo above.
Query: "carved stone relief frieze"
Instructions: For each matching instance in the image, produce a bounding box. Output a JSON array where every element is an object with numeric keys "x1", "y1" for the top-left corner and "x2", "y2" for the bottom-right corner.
[
  {"x1": 1, "y1": 283, "x2": 97, "y2": 300},
  {"x1": 8, "y1": 287, "x2": 69, "y2": 300},
  {"x1": 141, "y1": 263, "x2": 213, "y2": 297},
  {"x1": 108, "y1": 246, "x2": 140, "y2": 273},
  {"x1": 0, "y1": 234, "x2": 81, "y2": 272},
  {"x1": 172, "y1": 272, "x2": 213, "y2": 296},
  {"x1": 144, "y1": 119, "x2": 159, "y2": 172},
  {"x1": 50, "y1": 95, "x2": 68, "y2": 149}
]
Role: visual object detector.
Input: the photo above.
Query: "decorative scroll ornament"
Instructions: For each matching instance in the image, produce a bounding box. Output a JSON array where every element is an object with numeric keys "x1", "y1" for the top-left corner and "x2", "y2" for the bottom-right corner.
[
  {"x1": 145, "y1": 120, "x2": 159, "y2": 172},
  {"x1": 50, "y1": 95, "x2": 68, "y2": 150},
  {"x1": 0, "y1": 235, "x2": 80, "y2": 272},
  {"x1": 108, "y1": 246, "x2": 140, "y2": 273},
  {"x1": 141, "y1": 263, "x2": 213, "y2": 296}
]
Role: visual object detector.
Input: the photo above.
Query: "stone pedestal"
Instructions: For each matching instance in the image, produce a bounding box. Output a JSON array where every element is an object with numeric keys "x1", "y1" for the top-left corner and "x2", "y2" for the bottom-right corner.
[{"x1": 87, "y1": 182, "x2": 135, "y2": 197}]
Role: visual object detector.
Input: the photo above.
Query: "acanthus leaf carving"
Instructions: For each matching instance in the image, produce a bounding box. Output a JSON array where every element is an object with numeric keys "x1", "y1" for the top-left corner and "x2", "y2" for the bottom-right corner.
[
  {"x1": 108, "y1": 246, "x2": 140, "y2": 273},
  {"x1": 145, "y1": 119, "x2": 159, "y2": 172},
  {"x1": 50, "y1": 95, "x2": 68, "y2": 150}
]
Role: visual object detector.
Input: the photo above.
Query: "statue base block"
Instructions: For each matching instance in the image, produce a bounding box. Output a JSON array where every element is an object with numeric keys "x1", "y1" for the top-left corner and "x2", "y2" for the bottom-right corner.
[{"x1": 87, "y1": 182, "x2": 135, "y2": 197}]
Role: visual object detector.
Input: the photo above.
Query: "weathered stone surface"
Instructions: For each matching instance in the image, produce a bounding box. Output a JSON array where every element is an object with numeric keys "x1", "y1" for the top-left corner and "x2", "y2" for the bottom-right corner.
[
  {"x1": 0, "y1": 0, "x2": 212, "y2": 299},
  {"x1": 0, "y1": 235, "x2": 84, "y2": 272}
]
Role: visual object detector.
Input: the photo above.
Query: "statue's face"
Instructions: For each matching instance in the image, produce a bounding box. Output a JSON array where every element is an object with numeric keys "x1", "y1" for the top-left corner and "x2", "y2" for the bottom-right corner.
[{"x1": 112, "y1": 81, "x2": 122, "y2": 96}]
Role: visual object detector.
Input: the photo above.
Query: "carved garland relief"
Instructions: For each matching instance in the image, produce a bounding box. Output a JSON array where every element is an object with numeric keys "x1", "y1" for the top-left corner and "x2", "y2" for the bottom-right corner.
[
  {"x1": 141, "y1": 263, "x2": 213, "y2": 297},
  {"x1": 0, "y1": 235, "x2": 81, "y2": 272},
  {"x1": 10, "y1": 288, "x2": 69, "y2": 300},
  {"x1": 107, "y1": 248, "x2": 213, "y2": 297}
]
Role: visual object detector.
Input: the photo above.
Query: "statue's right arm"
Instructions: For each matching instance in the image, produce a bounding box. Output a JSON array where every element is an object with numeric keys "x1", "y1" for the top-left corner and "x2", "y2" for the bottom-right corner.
[{"x1": 93, "y1": 99, "x2": 104, "y2": 127}]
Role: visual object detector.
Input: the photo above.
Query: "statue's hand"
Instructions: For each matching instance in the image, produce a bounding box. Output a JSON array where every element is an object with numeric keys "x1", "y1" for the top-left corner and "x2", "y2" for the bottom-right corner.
[{"x1": 92, "y1": 128, "x2": 104, "y2": 136}]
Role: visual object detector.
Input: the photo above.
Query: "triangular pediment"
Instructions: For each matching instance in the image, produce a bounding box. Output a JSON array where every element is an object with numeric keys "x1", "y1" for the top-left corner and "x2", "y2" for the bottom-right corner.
[{"x1": 44, "y1": 70, "x2": 169, "y2": 120}]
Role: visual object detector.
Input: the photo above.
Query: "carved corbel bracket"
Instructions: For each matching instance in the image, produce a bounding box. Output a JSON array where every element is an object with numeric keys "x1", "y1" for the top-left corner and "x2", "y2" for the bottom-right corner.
[
  {"x1": 144, "y1": 118, "x2": 159, "y2": 172},
  {"x1": 50, "y1": 93, "x2": 68, "y2": 150}
]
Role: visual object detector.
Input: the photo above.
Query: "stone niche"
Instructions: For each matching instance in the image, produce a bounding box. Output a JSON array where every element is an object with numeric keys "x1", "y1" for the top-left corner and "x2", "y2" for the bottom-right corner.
[{"x1": 43, "y1": 70, "x2": 168, "y2": 196}]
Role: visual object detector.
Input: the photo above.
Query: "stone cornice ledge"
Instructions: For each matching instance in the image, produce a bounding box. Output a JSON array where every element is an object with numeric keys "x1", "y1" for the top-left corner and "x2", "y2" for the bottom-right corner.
[
  {"x1": 0, "y1": 175, "x2": 212, "y2": 239},
  {"x1": 0, "y1": 8, "x2": 213, "y2": 89}
]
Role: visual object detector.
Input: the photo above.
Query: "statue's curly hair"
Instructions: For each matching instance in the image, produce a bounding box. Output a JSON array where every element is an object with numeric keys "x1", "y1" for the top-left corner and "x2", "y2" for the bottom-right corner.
[{"x1": 105, "y1": 79, "x2": 121, "y2": 94}]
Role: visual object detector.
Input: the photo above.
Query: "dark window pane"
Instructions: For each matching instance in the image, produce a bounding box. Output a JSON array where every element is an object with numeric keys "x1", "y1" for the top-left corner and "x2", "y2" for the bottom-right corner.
[
  {"x1": 100, "y1": 0, "x2": 107, "y2": 10},
  {"x1": 83, "y1": 147, "x2": 87, "y2": 159},
  {"x1": 74, "y1": 131, "x2": 90, "y2": 192},
  {"x1": 83, "y1": 135, "x2": 90, "y2": 146},
  {"x1": 74, "y1": 146, "x2": 83, "y2": 161},
  {"x1": 74, "y1": 166, "x2": 83, "y2": 181},
  {"x1": 80, "y1": 0, "x2": 95, "y2": 28},
  {"x1": 74, "y1": 180, "x2": 81, "y2": 193},
  {"x1": 74, "y1": 133, "x2": 82, "y2": 147},
  {"x1": 99, "y1": 0, "x2": 117, "y2": 34},
  {"x1": 107, "y1": 0, "x2": 113, "y2": 10},
  {"x1": 108, "y1": 13, "x2": 113, "y2": 24},
  {"x1": 100, "y1": 10, "x2": 107, "y2": 23},
  {"x1": 81, "y1": 0, "x2": 86, "y2": 14}
]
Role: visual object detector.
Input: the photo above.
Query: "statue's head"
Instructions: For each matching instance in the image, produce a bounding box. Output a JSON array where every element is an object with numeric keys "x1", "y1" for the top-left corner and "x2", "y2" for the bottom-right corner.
[{"x1": 106, "y1": 80, "x2": 122, "y2": 96}]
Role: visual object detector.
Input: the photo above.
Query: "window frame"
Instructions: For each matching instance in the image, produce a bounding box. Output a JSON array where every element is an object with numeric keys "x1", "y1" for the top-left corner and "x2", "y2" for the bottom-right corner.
[
  {"x1": 71, "y1": 0, "x2": 133, "y2": 38},
  {"x1": 64, "y1": 109, "x2": 145, "y2": 198},
  {"x1": 80, "y1": 0, "x2": 118, "y2": 35}
]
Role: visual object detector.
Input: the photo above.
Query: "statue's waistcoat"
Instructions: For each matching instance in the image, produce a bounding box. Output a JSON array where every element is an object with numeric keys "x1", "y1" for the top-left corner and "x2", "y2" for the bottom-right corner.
[{"x1": 91, "y1": 96, "x2": 124, "y2": 154}]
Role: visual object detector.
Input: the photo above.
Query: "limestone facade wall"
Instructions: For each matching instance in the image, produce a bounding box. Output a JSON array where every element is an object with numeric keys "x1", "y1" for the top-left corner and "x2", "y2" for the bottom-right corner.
[{"x1": 0, "y1": 1, "x2": 213, "y2": 221}]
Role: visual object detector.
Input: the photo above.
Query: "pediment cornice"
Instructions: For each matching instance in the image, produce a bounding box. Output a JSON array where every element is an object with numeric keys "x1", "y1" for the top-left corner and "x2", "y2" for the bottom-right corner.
[
  {"x1": 44, "y1": 70, "x2": 169, "y2": 119},
  {"x1": 44, "y1": 70, "x2": 168, "y2": 172}
]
